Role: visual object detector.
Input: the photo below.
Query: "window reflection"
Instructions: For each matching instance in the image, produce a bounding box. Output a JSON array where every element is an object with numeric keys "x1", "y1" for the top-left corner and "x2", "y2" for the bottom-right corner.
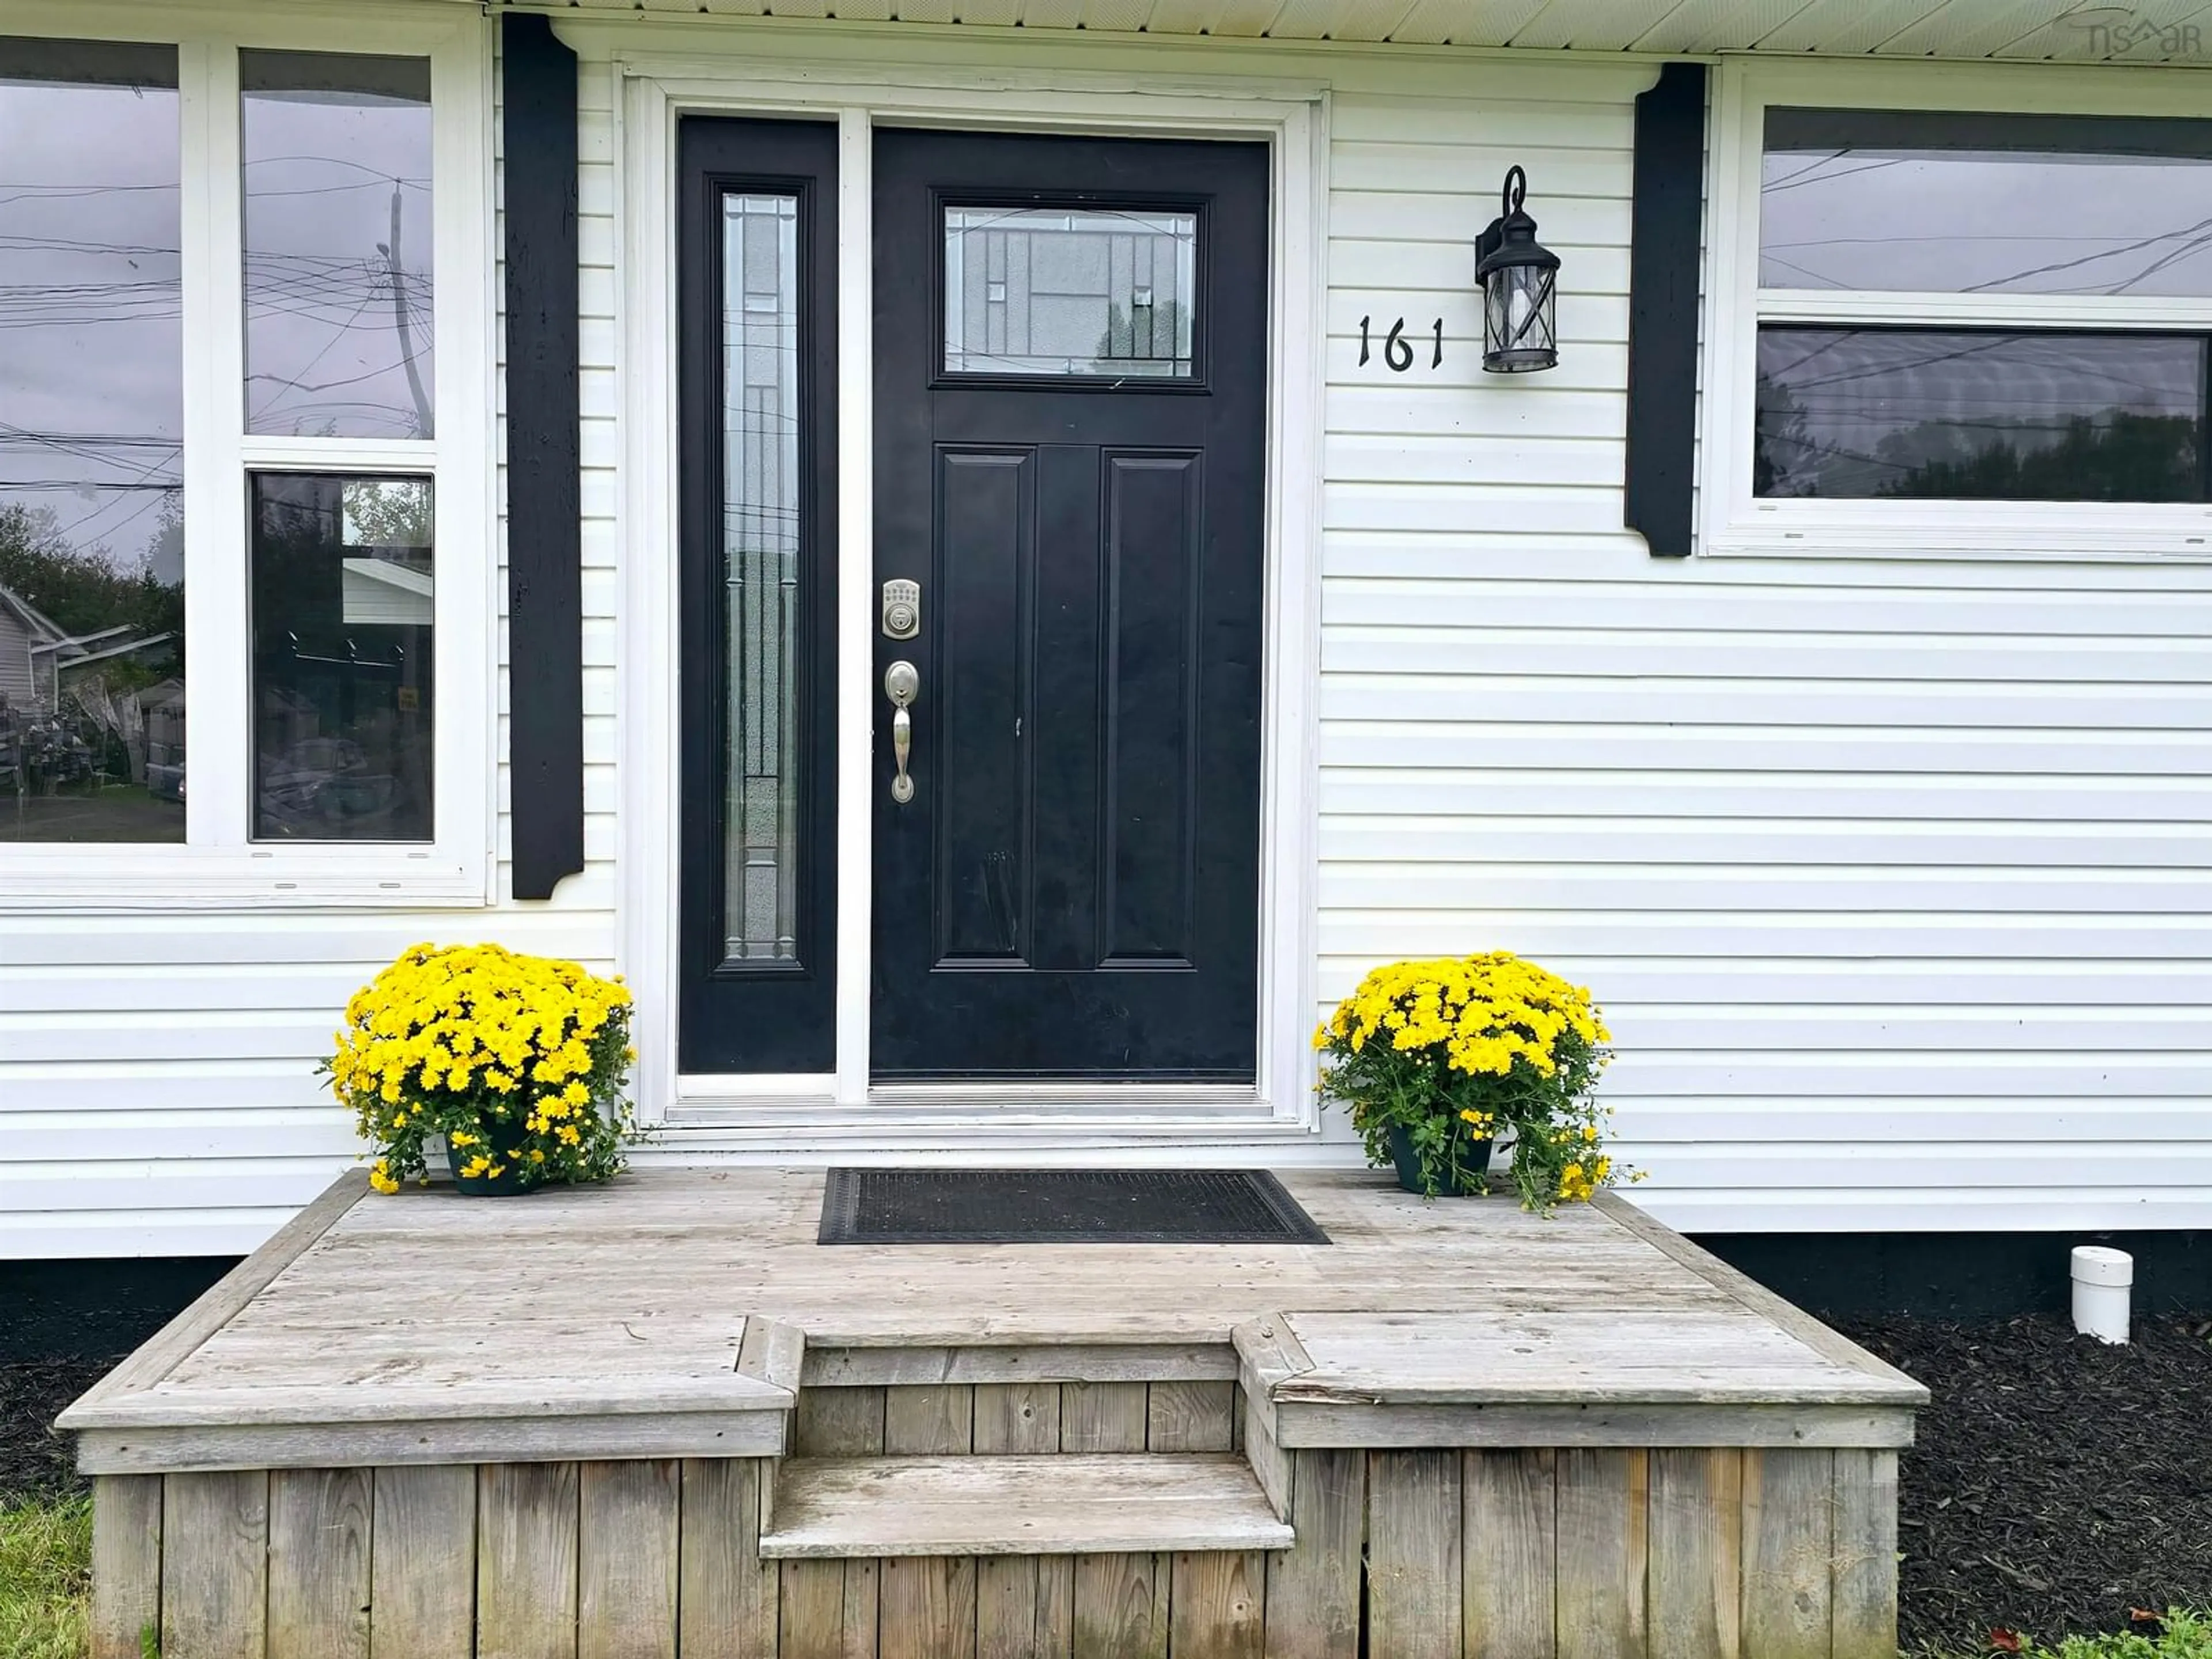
[
  {"x1": 242, "y1": 52, "x2": 433, "y2": 438},
  {"x1": 944, "y1": 206, "x2": 1196, "y2": 377},
  {"x1": 0, "y1": 39, "x2": 185, "y2": 844},
  {"x1": 1762, "y1": 109, "x2": 2212, "y2": 296},
  {"x1": 251, "y1": 475, "x2": 433, "y2": 840},
  {"x1": 1755, "y1": 328, "x2": 2210, "y2": 501}
]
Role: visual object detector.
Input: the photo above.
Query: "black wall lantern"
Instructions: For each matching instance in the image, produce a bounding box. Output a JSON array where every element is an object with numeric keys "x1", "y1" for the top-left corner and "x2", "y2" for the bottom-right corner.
[{"x1": 1475, "y1": 165, "x2": 1560, "y2": 373}]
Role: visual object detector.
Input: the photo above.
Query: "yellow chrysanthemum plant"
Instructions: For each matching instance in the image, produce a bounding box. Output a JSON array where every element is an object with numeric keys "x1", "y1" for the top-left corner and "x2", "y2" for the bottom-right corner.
[
  {"x1": 325, "y1": 944, "x2": 640, "y2": 1198},
  {"x1": 1315, "y1": 952, "x2": 1630, "y2": 1209}
]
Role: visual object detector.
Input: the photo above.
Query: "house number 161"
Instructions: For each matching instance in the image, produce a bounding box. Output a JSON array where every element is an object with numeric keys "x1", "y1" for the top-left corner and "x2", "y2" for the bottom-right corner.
[{"x1": 1359, "y1": 316, "x2": 1445, "y2": 372}]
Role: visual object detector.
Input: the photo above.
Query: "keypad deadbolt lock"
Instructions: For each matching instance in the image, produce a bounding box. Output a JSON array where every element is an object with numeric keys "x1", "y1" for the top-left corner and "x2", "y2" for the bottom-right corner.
[{"x1": 881, "y1": 579, "x2": 921, "y2": 641}]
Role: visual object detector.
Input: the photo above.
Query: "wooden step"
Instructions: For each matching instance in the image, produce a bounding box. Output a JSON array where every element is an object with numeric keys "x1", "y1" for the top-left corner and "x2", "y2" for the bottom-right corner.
[{"x1": 760, "y1": 1453, "x2": 1294, "y2": 1559}]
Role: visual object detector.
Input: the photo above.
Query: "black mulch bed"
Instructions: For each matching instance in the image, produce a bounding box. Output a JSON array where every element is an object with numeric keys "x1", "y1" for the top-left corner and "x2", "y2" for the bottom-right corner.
[
  {"x1": 1, "y1": 1358, "x2": 115, "y2": 1501},
  {"x1": 1835, "y1": 1313, "x2": 2212, "y2": 1653}
]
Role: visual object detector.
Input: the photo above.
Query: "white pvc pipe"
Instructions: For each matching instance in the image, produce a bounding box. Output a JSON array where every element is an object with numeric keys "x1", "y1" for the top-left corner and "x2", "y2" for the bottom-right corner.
[{"x1": 2070, "y1": 1245, "x2": 2133, "y2": 1344}]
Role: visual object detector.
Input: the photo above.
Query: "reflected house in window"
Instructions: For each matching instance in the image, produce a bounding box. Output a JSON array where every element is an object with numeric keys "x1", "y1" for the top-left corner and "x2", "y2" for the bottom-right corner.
[
  {"x1": 0, "y1": 576, "x2": 185, "y2": 832},
  {"x1": 251, "y1": 475, "x2": 434, "y2": 842}
]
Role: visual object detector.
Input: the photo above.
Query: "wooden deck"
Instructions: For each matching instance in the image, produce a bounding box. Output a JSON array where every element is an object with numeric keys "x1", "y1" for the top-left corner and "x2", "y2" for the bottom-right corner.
[{"x1": 60, "y1": 1168, "x2": 1927, "y2": 1659}]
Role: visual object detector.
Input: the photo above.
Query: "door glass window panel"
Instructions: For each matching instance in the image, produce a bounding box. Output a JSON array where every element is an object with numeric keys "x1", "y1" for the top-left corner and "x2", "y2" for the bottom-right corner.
[
  {"x1": 1755, "y1": 327, "x2": 2210, "y2": 500},
  {"x1": 250, "y1": 474, "x2": 433, "y2": 840},
  {"x1": 0, "y1": 39, "x2": 185, "y2": 844},
  {"x1": 242, "y1": 51, "x2": 434, "y2": 438},
  {"x1": 943, "y1": 206, "x2": 1196, "y2": 377},
  {"x1": 723, "y1": 193, "x2": 802, "y2": 962},
  {"x1": 1761, "y1": 108, "x2": 2212, "y2": 296}
]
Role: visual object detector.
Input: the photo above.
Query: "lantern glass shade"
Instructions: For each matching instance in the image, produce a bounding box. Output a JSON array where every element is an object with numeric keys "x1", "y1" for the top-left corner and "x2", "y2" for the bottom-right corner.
[
  {"x1": 1475, "y1": 165, "x2": 1561, "y2": 374},
  {"x1": 1482, "y1": 260, "x2": 1558, "y2": 373}
]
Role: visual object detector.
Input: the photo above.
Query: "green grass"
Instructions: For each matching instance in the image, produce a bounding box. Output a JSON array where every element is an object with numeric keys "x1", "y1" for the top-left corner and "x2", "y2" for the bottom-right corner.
[
  {"x1": 1922, "y1": 1609, "x2": 2212, "y2": 1659},
  {"x1": 0, "y1": 1492, "x2": 89, "y2": 1659}
]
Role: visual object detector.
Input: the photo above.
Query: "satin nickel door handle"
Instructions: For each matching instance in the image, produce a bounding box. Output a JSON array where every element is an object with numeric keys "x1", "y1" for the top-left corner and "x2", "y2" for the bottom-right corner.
[{"x1": 884, "y1": 660, "x2": 918, "y2": 804}]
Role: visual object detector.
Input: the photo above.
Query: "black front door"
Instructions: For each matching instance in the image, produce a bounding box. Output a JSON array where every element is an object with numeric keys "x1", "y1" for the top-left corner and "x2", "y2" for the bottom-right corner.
[{"x1": 871, "y1": 130, "x2": 1270, "y2": 1082}]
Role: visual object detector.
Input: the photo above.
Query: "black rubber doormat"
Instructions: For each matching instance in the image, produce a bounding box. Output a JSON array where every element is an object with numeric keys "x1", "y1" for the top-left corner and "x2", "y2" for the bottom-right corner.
[{"x1": 817, "y1": 1169, "x2": 1331, "y2": 1245}]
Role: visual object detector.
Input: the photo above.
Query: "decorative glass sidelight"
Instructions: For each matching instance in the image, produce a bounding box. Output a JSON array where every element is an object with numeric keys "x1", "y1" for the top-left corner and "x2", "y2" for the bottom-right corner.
[{"x1": 721, "y1": 192, "x2": 802, "y2": 963}]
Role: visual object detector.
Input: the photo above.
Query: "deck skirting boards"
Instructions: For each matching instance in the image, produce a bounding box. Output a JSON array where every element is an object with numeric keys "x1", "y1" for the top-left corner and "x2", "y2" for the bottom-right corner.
[{"x1": 92, "y1": 1444, "x2": 1900, "y2": 1659}]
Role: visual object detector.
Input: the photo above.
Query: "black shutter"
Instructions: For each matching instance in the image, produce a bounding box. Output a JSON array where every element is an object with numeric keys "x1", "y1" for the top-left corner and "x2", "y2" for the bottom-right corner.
[
  {"x1": 501, "y1": 14, "x2": 584, "y2": 899},
  {"x1": 1624, "y1": 61, "x2": 1709, "y2": 559}
]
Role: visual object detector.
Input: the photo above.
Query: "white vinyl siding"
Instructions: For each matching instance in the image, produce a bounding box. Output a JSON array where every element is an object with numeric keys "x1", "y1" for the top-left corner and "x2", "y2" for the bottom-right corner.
[
  {"x1": 1322, "y1": 67, "x2": 2210, "y2": 1231},
  {"x1": 0, "y1": 605, "x2": 36, "y2": 709},
  {"x1": 5, "y1": 20, "x2": 2208, "y2": 1257}
]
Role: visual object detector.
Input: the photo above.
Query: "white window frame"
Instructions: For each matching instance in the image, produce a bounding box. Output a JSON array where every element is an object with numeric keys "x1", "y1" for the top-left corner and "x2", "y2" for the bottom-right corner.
[
  {"x1": 1700, "y1": 58, "x2": 2212, "y2": 563},
  {"x1": 0, "y1": 0, "x2": 494, "y2": 908},
  {"x1": 597, "y1": 29, "x2": 1329, "y2": 1143}
]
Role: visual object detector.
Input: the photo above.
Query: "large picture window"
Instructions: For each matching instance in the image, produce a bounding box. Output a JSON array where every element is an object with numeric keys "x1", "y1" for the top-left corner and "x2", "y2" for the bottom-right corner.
[
  {"x1": 0, "y1": 12, "x2": 486, "y2": 900},
  {"x1": 1705, "y1": 67, "x2": 2212, "y2": 558}
]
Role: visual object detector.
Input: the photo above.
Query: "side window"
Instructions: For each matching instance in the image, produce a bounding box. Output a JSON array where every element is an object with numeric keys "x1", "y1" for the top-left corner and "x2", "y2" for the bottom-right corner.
[{"x1": 1753, "y1": 109, "x2": 2212, "y2": 506}]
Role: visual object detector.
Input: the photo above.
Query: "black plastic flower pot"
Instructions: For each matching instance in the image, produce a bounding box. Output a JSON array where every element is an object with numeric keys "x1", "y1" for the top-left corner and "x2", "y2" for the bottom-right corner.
[
  {"x1": 444, "y1": 1115, "x2": 535, "y2": 1197},
  {"x1": 1385, "y1": 1122, "x2": 1494, "y2": 1196}
]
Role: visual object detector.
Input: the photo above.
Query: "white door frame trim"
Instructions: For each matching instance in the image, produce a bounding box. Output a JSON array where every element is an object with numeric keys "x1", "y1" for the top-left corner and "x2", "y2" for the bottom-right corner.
[{"x1": 611, "y1": 43, "x2": 1327, "y2": 1145}]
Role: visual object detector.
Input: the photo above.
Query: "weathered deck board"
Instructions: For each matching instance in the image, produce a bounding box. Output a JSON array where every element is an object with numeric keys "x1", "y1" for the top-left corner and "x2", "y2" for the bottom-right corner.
[
  {"x1": 160, "y1": 1469, "x2": 267, "y2": 1659},
  {"x1": 1263, "y1": 1449, "x2": 1362, "y2": 1659},
  {"x1": 369, "y1": 1465, "x2": 475, "y2": 1659},
  {"x1": 1647, "y1": 1448, "x2": 1742, "y2": 1659},
  {"x1": 1168, "y1": 1550, "x2": 1265, "y2": 1659},
  {"x1": 89, "y1": 1475, "x2": 161, "y2": 1659},
  {"x1": 1072, "y1": 1553, "x2": 1167, "y2": 1659},
  {"x1": 1831, "y1": 1450, "x2": 1902, "y2": 1659},
  {"x1": 1743, "y1": 1450, "x2": 1835, "y2": 1659},
  {"x1": 1270, "y1": 1309, "x2": 1908, "y2": 1404},
  {"x1": 781, "y1": 1561, "x2": 854, "y2": 1659},
  {"x1": 1034, "y1": 1558, "x2": 1075, "y2": 1659},
  {"x1": 974, "y1": 1556, "x2": 1039, "y2": 1659},
  {"x1": 878, "y1": 1557, "x2": 976, "y2": 1659},
  {"x1": 762, "y1": 1455, "x2": 1292, "y2": 1558},
  {"x1": 1554, "y1": 1449, "x2": 1649, "y2": 1659},
  {"x1": 478, "y1": 1462, "x2": 579, "y2": 1659},
  {"x1": 973, "y1": 1383, "x2": 1059, "y2": 1454},
  {"x1": 1463, "y1": 1449, "x2": 1555, "y2": 1659},
  {"x1": 679, "y1": 1459, "x2": 778, "y2": 1659},
  {"x1": 885, "y1": 1386, "x2": 975, "y2": 1455},
  {"x1": 266, "y1": 1466, "x2": 371, "y2": 1659},
  {"x1": 578, "y1": 1459, "x2": 679, "y2": 1659},
  {"x1": 1060, "y1": 1382, "x2": 1149, "y2": 1452},
  {"x1": 1146, "y1": 1381, "x2": 1237, "y2": 1453},
  {"x1": 1368, "y1": 1450, "x2": 1461, "y2": 1659},
  {"x1": 798, "y1": 1387, "x2": 888, "y2": 1456}
]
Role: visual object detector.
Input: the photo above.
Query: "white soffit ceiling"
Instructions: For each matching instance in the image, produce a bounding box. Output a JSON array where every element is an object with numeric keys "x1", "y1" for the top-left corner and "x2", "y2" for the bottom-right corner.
[{"x1": 517, "y1": 0, "x2": 2212, "y2": 62}]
